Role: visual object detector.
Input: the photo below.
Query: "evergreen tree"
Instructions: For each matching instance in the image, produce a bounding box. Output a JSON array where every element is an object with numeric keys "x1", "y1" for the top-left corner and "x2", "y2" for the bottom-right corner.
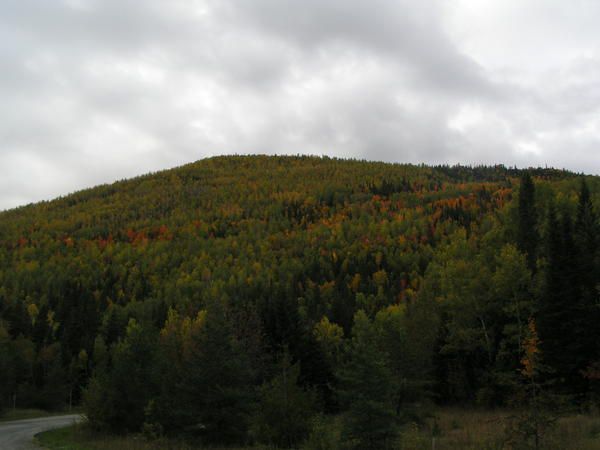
[
  {"x1": 517, "y1": 172, "x2": 538, "y2": 271},
  {"x1": 84, "y1": 319, "x2": 159, "y2": 432},
  {"x1": 574, "y1": 179, "x2": 600, "y2": 393},
  {"x1": 0, "y1": 323, "x2": 16, "y2": 414},
  {"x1": 337, "y1": 310, "x2": 397, "y2": 449},
  {"x1": 536, "y1": 206, "x2": 584, "y2": 395},
  {"x1": 537, "y1": 205, "x2": 565, "y2": 385},
  {"x1": 251, "y1": 352, "x2": 317, "y2": 448},
  {"x1": 574, "y1": 179, "x2": 598, "y2": 306},
  {"x1": 176, "y1": 300, "x2": 253, "y2": 444},
  {"x1": 32, "y1": 305, "x2": 50, "y2": 350}
]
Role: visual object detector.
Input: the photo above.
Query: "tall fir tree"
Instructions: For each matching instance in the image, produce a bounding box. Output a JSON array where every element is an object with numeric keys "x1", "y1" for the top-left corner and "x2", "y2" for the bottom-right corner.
[
  {"x1": 176, "y1": 299, "x2": 253, "y2": 444},
  {"x1": 337, "y1": 310, "x2": 397, "y2": 450},
  {"x1": 84, "y1": 319, "x2": 159, "y2": 432},
  {"x1": 536, "y1": 205, "x2": 566, "y2": 386},
  {"x1": 251, "y1": 351, "x2": 317, "y2": 448},
  {"x1": 574, "y1": 179, "x2": 600, "y2": 392},
  {"x1": 517, "y1": 172, "x2": 538, "y2": 271},
  {"x1": 537, "y1": 206, "x2": 585, "y2": 395},
  {"x1": 574, "y1": 179, "x2": 598, "y2": 300}
]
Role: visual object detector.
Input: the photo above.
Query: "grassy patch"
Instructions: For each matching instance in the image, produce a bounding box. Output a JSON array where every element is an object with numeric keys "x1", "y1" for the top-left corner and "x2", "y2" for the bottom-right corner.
[
  {"x1": 398, "y1": 408, "x2": 600, "y2": 450},
  {"x1": 35, "y1": 409, "x2": 600, "y2": 450},
  {"x1": 36, "y1": 424, "x2": 264, "y2": 450},
  {"x1": 36, "y1": 426, "x2": 87, "y2": 450}
]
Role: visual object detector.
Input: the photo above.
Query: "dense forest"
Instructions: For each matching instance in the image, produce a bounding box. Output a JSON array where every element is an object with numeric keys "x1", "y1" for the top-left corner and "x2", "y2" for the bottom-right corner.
[{"x1": 0, "y1": 155, "x2": 598, "y2": 448}]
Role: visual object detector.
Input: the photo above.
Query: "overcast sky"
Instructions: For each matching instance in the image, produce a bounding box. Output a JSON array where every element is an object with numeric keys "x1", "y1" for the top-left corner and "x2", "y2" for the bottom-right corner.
[{"x1": 2, "y1": 0, "x2": 600, "y2": 209}]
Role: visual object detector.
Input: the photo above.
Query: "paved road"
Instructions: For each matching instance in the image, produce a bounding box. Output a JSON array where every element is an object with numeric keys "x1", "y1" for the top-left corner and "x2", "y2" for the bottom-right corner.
[{"x1": 0, "y1": 415, "x2": 80, "y2": 450}]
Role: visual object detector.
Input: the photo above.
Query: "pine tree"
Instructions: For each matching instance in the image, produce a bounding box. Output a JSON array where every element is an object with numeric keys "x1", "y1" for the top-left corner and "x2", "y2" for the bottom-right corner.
[
  {"x1": 176, "y1": 300, "x2": 253, "y2": 444},
  {"x1": 517, "y1": 172, "x2": 538, "y2": 271},
  {"x1": 574, "y1": 179, "x2": 598, "y2": 307},
  {"x1": 536, "y1": 205, "x2": 563, "y2": 383},
  {"x1": 252, "y1": 352, "x2": 317, "y2": 448},
  {"x1": 574, "y1": 179, "x2": 600, "y2": 395},
  {"x1": 0, "y1": 324, "x2": 16, "y2": 415},
  {"x1": 337, "y1": 310, "x2": 397, "y2": 449},
  {"x1": 84, "y1": 319, "x2": 159, "y2": 432},
  {"x1": 537, "y1": 206, "x2": 583, "y2": 394}
]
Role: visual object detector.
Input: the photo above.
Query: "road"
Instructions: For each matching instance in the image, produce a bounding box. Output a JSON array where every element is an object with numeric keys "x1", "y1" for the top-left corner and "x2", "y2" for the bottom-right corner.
[{"x1": 0, "y1": 415, "x2": 80, "y2": 450}]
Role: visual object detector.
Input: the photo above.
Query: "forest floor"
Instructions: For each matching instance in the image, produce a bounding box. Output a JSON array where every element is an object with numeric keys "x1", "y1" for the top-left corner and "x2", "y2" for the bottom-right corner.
[{"x1": 36, "y1": 408, "x2": 600, "y2": 450}]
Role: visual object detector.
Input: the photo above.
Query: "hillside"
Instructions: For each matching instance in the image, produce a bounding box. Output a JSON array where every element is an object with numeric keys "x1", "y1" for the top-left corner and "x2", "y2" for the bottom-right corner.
[{"x1": 0, "y1": 155, "x2": 598, "y2": 446}]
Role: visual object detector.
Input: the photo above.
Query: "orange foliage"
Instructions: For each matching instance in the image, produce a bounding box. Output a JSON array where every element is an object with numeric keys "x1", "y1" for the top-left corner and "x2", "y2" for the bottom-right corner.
[{"x1": 521, "y1": 318, "x2": 540, "y2": 379}]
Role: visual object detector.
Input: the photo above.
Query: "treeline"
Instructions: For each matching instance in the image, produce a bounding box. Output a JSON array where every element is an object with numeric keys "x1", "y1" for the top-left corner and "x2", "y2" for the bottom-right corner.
[{"x1": 0, "y1": 155, "x2": 598, "y2": 448}]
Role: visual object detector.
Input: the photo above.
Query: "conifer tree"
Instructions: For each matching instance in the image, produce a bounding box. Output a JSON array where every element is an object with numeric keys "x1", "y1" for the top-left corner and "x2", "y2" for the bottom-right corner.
[
  {"x1": 337, "y1": 310, "x2": 397, "y2": 449},
  {"x1": 252, "y1": 351, "x2": 317, "y2": 448},
  {"x1": 536, "y1": 206, "x2": 584, "y2": 394},
  {"x1": 0, "y1": 323, "x2": 15, "y2": 415},
  {"x1": 176, "y1": 299, "x2": 253, "y2": 444},
  {"x1": 537, "y1": 205, "x2": 565, "y2": 381},
  {"x1": 517, "y1": 172, "x2": 538, "y2": 271},
  {"x1": 575, "y1": 179, "x2": 598, "y2": 303},
  {"x1": 84, "y1": 319, "x2": 159, "y2": 432},
  {"x1": 574, "y1": 179, "x2": 600, "y2": 392}
]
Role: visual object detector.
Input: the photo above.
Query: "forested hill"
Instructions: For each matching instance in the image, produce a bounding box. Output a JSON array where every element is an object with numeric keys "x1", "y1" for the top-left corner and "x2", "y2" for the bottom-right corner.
[{"x1": 0, "y1": 155, "x2": 598, "y2": 446}]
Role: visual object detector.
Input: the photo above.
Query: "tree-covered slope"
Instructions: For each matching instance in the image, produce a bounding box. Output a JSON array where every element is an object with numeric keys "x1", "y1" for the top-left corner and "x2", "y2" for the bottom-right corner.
[{"x1": 0, "y1": 155, "x2": 598, "y2": 446}]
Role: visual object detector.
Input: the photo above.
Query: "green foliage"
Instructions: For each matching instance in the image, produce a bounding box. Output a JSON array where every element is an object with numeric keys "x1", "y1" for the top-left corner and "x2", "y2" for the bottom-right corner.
[
  {"x1": 302, "y1": 414, "x2": 343, "y2": 450},
  {"x1": 0, "y1": 156, "x2": 597, "y2": 444},
  {"x1": 84, "y1": 319, "x2": 159, "y2": 432},
  {"x1": 337, "y1": 310, "x2": 398, "y2": 449},
  {"x1": 252, "y1": 353, "x2": 317, "y2": 448},
  {"x1": 0, "y1": 323, "x2": 13, "y2": 416},
  {"x1": 517, "y1": 172, "x2": 538, "y2": 271},
  {"x1": 173, "y1": 299, "x2": 253, "y2": 444}
]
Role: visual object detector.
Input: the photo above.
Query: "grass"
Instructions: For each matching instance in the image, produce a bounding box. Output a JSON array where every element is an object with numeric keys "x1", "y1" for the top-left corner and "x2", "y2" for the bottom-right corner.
[
  {"x1": 36, "y1": 408, "x2": 600, "y2": 450},
  {"x1": 399, "y1": 407, "x2": 600, "y2": 449},
  {"x1": 36, "y1": 423, "x2": 264, "y2": 450}
]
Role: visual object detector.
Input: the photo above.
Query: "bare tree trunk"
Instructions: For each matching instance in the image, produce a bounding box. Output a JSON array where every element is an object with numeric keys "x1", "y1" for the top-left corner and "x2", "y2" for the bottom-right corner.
[{"x1": 479, "y1": 317, "x2": 493, "y2": 363}]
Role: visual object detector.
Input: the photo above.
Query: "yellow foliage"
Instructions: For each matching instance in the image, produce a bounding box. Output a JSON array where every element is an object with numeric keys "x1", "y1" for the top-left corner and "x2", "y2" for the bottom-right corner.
[
  {"x1": 160, "y1": 308, "x2": 180, "y2": 340},
  {"x1": 521, "y1": 318, "x2": 540, "y2": 380},
  {"x1": 47, "y1": 310, "x2": 59, "y2": 334},
  {"x1": 27, "y1": 303, "x2": 39, "y2": 325},
  {"x1": 314, "y1": 316, "x2": 344, "y2": 361},
  {"x1": 372, "y1": 269, "x2": 388, "y2": 287},
  {"x1": 78, "y1": 349, "x2": 88, "y2": 364},
  {"x1": 349, "y1": 273, "x2": 361, "y2": 292},
  {"x1": 181, "y1": 310, "x2": 207, "y2": 359}
]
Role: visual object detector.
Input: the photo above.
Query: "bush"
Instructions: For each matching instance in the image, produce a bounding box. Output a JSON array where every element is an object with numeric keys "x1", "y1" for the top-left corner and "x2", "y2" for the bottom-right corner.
[
  {"x1": 252, "y1": 355, "x2": 317, "y2": 448},
  {"x1": 302, "y1": 414, "x2": 342, "y2": 450}
]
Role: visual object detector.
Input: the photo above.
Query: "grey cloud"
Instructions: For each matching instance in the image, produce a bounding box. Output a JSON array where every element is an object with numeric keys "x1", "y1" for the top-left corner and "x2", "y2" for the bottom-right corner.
[
  {"x1": 221, "y1": 0, "x2": 495, "y2": 96},
  {"x1": 0, "y1": 0, "x2": 598, "y2": 209}
]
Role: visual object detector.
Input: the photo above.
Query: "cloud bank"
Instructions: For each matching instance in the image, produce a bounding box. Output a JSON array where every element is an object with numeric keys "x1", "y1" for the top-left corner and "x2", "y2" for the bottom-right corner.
[{"x1": 1, "y1": 0, "x2": 599, "y2": 208}]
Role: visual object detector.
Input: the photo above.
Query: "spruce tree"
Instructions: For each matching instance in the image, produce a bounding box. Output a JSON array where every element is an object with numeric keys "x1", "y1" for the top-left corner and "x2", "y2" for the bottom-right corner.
[
  {"x1": 536, "y1": 205, "x2": 565, "y2": 385},
  {"x1": 537, "y1": 206, "x2": 583, "y2": 395},
  {"x1": 252, "y1": 352, "x2": 317, "y2": 448},
  {"x1": 517, "y1": 172, "x2": 538, "y2": 271},
  {"x1": 337, "y1": 310, "x2": 397, "y2": 450},
  {"x1": 176, "y1": 299, "x2": 253, "y2": 444},
  {"x1": 574, "y1": 179, "x2": 600, "y2": 392},
  {"x1": 84, "y1": 319, "x2": 159, "y2": 432},
  {"x1": 575, "y1": 179, "x2": 598, "y2": 301},
  {"x1": 0, "y1": 324, "x2": 16, "y2": 415}
]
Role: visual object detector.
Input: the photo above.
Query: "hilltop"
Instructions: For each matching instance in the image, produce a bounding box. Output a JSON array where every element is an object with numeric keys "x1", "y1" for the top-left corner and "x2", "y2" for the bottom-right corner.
[{"x1": 0, "y1": 155, "x2": 598, "y2": 448}]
